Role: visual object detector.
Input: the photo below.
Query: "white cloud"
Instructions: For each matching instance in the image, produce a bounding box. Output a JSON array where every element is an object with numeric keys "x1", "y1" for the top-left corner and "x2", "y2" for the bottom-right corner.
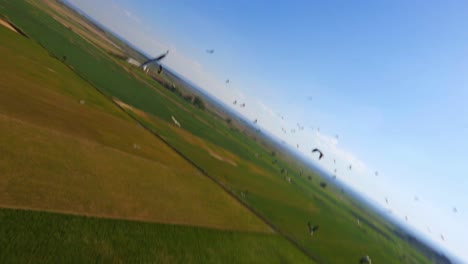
[{"x1": 112, "y1": 4, "x2": 141, "y2": 24}]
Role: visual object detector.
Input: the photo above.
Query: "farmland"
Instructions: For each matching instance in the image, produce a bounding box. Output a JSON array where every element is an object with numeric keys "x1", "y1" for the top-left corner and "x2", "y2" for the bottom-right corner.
[
  {"x1": 0, "y1": 1, "x2": 432, "y2": 263},
  {"x1": 0, "y1": 14, "x2": 311, "y2": 263},
  {"x1": 0, "y1": 208, "x2": 310, "y2": 264}
]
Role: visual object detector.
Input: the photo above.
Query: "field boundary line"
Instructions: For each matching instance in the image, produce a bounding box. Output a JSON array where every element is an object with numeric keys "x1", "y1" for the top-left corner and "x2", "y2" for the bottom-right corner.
[
  {"x1": 0, "y1": 205, "x2": 269, "y2": 234},
  {"x1": 115, "y1": 104, "x2": 320, "y2": 263},
  {"x1": 73, "y1": 67, "x2": 319, "y2": 264},
  {"x1": 23, "y1": 33, "x2": 320, "y2": 263}
]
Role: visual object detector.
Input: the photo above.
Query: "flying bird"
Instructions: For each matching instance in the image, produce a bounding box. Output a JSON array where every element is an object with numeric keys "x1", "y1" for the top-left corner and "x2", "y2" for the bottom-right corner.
[
  {"x1": 453, "y1": 207, "x2": 458, "y2": 213},
  {"x1": 233, "y1": 100, "x2": 237, "y2": 105},
  {"x1": 226, "y1": 79, "x2": 230, "y2": 84},
  {"x1": 206, "y1": 49, "x2": 214, "y2": 54},
  {"x1": 240, "y1": 103, "x2": 246, "y2": 107},
  {"x1": 375, "y1": 171, "x2": 379, "y2": 176},
  {"x1": 312, "y1": 148, "x2": 324, "y2": 160},
  {"x1": 349, "y1": 165, "x2": 352, "y2": 170},
  {"x1": 253, "y1": 119, "x2": 258, "y2": 124},
  {"x1": 171, "y1": 115, "x2": 181, "y2": 128},
  {"x1": 440, "y1": 234, "x2": 445, "y2": 241},
  {"x1": 140, "y1": 50, "x2": 169, "y2": 71},
  {"x1": 307, "y1": 222, "x2": 319, "y2": 236}
]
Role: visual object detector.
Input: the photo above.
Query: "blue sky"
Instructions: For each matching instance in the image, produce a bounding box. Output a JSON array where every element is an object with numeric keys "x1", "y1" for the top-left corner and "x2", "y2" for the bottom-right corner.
[{"x1": 67, "y1": 0, "x2": 468, "y2": 261}]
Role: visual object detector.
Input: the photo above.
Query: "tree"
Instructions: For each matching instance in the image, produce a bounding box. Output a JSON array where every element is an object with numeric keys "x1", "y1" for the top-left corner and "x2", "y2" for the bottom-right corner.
[{"x1": 193, "y1": 96, "x2": 205, "y2": 110}]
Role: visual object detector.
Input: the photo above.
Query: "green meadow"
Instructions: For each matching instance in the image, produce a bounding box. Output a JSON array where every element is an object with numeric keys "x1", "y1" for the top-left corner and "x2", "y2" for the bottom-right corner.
[
  {"x1": 0, "y1": 14, "x2": 309, "y2": 263},
  {"x1": 0, "y1": 0, "x2": 431, "y2": 263},
  {"x1": 0, "y1": 208, "x2": 310, "y2": 264}
]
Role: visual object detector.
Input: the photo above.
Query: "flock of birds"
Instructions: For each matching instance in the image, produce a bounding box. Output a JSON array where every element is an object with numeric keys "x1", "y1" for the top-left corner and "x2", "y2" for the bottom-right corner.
[
  {"x1": 144, "y1": 48, "x2": 458, "y2": 260},
  {"x1": 275, "y1": 109, "x2": 457, "y2": 245},
  {"x1": 230, "y1": 80, "x2": 458, "y2": 245},
  {"x1": 202, "y1": 47, "x2": 459, "y2": 249}
]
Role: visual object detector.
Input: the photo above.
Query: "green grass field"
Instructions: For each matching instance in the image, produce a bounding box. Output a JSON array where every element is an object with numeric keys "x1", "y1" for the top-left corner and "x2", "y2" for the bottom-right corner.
[
  {"x1": 0, "y1": 1, "x2": 432, "y2": 263},
  {"x1": 0, "y1": 16, "x2": 314, "y2": 263},
  {"x1": 0, "y1": 23, "x2": 273, "y2": 233},
  {"x1": 128, "y1": 107, "x2": 429, "y2": 264},
  {"x1": 0, "y1": 208, "x2": 311, "y2": 264}
]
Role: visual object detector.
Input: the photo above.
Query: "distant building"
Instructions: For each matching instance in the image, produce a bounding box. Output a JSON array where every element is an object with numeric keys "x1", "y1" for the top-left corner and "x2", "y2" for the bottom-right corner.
[{"x1": 126, "y1": 58, "x2": 141, "y2": 67}]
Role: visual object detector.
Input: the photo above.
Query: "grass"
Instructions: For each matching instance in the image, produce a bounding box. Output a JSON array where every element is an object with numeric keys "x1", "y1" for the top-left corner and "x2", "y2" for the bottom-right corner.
[
  {"x1": 0, "y1": 208, "x2": 312, "y2": 264},
  {"x1": 0, "y1": 0, "x2": 273, "y2": 163},
  {"x1": 0, "y1": 1, "x2": 431, "y2": 263},
  {"x1": 0, "y1": 10, "x2": 317, "y2": 263},
  {"x1": 135, "y1": 111, "x2": 430, "y2": 263},
  {"x1": 0, "y1": 23, "x2": 271, "y2": 232},
  {"x1": 0, "y1": 112, "x2": 267, "y2": 232},
  {"x1": 0, "y1": 15, "x2": 315, "y2": 263}
]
